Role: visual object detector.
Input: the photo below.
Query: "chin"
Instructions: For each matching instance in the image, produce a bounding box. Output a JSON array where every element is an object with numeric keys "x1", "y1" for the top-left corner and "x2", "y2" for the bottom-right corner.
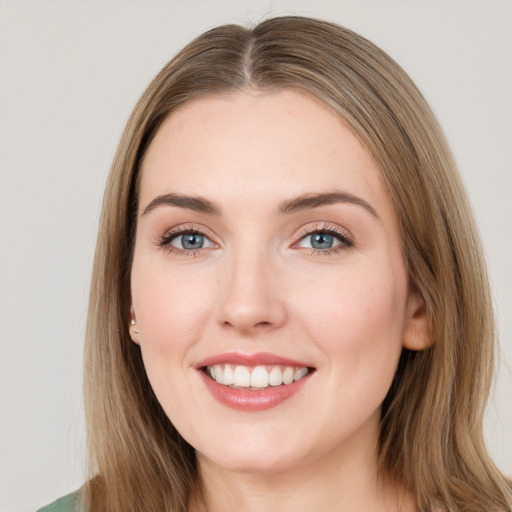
[{"x1": 194, "y1": 433, "x2": 304, "y2": 475}]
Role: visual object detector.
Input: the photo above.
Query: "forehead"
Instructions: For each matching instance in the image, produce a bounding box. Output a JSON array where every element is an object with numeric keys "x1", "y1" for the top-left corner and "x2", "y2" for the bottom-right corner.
[{"x1": 139, "y1": 89, "x2": 392, "y2": 218}]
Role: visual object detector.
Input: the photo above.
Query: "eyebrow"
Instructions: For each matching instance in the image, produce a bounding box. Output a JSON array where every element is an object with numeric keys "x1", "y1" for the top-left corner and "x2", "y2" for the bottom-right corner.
[
  {"x1": 278, "y1": 191, "x2": 378, "y2": 218},
  {"x1": 142, "y1": 193, "x2": 221, "y2": 216},
  {"x1": 141, "y1": 190, "x2": 378, "y2": 218}
]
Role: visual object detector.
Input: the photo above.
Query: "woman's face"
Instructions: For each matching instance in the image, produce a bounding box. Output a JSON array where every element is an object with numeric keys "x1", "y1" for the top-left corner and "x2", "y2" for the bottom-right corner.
[{"x1": 130, "y1": 89, "x2": 427, "y2": 474}]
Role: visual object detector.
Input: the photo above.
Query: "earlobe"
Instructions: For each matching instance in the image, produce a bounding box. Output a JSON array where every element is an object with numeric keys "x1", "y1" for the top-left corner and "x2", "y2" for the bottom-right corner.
[
  {"x1": 402, "y1": 293, "x2": 433, "y2": 351},
  {"x1": 129, "y1": 304, "x2": 141, "y2": 344}
]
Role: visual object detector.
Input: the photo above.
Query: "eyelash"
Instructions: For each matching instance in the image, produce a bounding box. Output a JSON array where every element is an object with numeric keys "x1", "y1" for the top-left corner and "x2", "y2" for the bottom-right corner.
[
  {"x1": 295, "y1": 224, "x2": 354, "y2": 255},
  {"x1": 157, "y1": 225, "x2": 212, "y2": 256},
  {"x1": 157, "y1": 223, "x2": 354, "y2": 256}
]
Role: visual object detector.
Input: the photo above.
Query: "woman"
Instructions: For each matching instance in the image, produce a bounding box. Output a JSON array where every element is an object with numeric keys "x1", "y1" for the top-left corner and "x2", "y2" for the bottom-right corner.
[{"x1": 38, "y1": 16, "x2": 511, "y2": 512}]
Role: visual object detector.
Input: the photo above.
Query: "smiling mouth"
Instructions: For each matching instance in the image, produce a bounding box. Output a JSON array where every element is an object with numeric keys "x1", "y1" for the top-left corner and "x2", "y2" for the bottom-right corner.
[{"x1": 203, "y1": 364, "x2": 314, "y2": 390}]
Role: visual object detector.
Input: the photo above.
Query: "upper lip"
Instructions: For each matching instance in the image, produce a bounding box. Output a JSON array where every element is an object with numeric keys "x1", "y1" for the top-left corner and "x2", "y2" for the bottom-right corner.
[{"x1": 195, "y1": 352, "x2": 313, "y2": 369}]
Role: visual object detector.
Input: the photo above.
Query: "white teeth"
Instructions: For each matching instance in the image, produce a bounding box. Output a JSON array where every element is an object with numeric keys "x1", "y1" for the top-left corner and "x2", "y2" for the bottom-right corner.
[
  {"x1": 214, "y1": 366, "x2": 223, "y2": 383},
  {"x1": 233, "y1": 365, "x2": 251, "y2": 387},
  {"x1": 269, "y1": 366, "x2": 283, "y2": 386},
  {"x1": 208, "y1": 364, "x2": 309, "y2": 389},
  {"x1": 222, "y1": 365, "x2": 234, "y2": 385},
  {"x1": 294, "y1": 367, "x2": 308, "y2": 381},
  {"x1": 250, "y1": 366, "x2": 269, "y2": 388},
  {"x1": 282, "y1": 366, "x2": 294, "y2": 385}
]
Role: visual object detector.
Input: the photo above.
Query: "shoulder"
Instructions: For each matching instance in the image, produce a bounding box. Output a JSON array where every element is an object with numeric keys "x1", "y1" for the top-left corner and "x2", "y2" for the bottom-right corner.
[{"x1": 36, "y1": 491, "x2": 84, "y2": 512}]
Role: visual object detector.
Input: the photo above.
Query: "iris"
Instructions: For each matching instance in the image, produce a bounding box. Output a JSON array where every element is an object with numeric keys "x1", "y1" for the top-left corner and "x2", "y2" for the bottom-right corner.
[
  {"x1": 181, "y1": 233, "x2": 205, "y2": 250},
  {"x1": 310, "y1": 233, "x2": 334, "y2": 249}
]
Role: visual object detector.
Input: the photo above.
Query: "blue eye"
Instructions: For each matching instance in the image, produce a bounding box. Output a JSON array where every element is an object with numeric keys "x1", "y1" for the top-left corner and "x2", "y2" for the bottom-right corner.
[
  {"x1": 170, "y1": 232, "x2": 212, "y2": 250},
  {"x1": 309, "y1": 233, "x2": 335, "y2": 249},
  {"x1": 297, "y1": 228, "x2": 352, "y2": 251}
]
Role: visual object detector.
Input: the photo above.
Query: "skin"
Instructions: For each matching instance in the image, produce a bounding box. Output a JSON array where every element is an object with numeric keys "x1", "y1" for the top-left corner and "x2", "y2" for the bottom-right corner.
[{"x1": 129, "y1": 89, "x2": 429, "y2": 511}]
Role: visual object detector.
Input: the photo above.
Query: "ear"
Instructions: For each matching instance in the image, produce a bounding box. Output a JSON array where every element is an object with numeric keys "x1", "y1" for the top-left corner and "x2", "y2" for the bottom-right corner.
[
  {"x1": 129, "y1": 303, "x2": 141, "y2": 345},
  {"x1": 402, "y1": 292, "x2": 433, "y2": 351}
]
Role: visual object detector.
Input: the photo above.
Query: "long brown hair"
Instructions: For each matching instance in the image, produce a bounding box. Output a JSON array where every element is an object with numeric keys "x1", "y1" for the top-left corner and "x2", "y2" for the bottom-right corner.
[{"x1": 83, "y1": 16, "x2": 512, "y2": 511}]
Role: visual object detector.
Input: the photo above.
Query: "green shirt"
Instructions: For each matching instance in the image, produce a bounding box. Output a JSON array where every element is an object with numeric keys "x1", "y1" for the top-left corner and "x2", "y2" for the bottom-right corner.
[{"x1": 37, "y1": 491, "x2": 83, "y2": 512}]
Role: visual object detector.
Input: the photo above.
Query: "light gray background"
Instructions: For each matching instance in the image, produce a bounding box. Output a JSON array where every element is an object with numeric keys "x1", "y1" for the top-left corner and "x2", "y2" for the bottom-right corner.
[{"x1": 1, "y1": 1, "x2": 511, "y2": 510}]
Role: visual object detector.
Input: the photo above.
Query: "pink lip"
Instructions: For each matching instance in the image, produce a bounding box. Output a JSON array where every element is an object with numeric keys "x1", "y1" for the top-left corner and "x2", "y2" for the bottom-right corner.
[
  {"x1": 199, "y1": 370, "x2": 313, "y2": 412},
  {"x1": 196, "y1": 352, "x2": 315, "y2": 412},
  {"x1": 195, "y1": 351, "x2": 311, "y2": 368}
]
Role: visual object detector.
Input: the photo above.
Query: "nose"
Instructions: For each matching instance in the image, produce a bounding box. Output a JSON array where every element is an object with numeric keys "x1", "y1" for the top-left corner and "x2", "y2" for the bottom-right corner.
[{"x1": 215, "y1": 247, "x2": 287, "y2": 335}]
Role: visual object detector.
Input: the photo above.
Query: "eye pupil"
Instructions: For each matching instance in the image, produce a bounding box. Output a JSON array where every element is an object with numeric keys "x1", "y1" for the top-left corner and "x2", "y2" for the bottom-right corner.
[
  {"x1": 182, "y1": 233, "x2": 204, "y2": 249},
  {"x1": 311, "y1": 233, "x2": 333, "y2": 249}
]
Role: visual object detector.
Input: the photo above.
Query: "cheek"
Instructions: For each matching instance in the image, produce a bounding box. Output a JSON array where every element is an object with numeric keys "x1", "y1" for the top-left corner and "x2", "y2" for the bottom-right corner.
[
  {"x1": 131, "y1": 257, "x2": 216, "y2": 357},
  {"x1": 130, "y1": 258, "x2": 216, "y2": 421},
  {"x1": 295, "y1": 263, "x2": 407, "y2": 366}
]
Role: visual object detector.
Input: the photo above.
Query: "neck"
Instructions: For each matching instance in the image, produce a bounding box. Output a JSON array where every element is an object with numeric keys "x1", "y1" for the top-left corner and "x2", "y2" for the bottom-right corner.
[{"x1": 189, "y1": 418, "x2": 416, "y2": 512}]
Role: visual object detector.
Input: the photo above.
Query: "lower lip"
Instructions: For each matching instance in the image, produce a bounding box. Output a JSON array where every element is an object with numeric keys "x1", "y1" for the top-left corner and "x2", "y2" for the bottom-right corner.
[{"x1": 199, "y1": 370, "x2": 312, "y2": 411}]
